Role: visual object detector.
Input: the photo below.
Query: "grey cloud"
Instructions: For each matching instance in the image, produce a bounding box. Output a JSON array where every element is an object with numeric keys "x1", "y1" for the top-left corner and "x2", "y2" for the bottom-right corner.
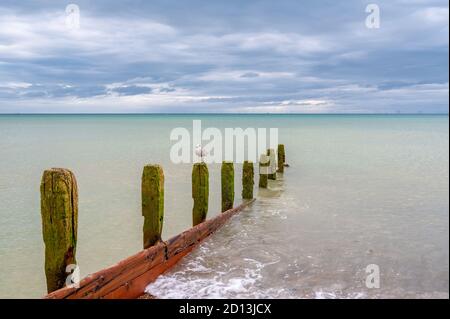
[
  {"x1": 240, "y1": 72, "x2": 260, "y2": 78},
  {"x1": 0, "y1": 0, "x2": 448, "y2": 113}
]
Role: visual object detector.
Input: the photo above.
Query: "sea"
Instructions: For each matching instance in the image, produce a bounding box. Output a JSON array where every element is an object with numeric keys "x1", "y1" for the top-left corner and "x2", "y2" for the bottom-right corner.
[{"x1": 0, "y1": 114, "x2": 448, "y2": 298}]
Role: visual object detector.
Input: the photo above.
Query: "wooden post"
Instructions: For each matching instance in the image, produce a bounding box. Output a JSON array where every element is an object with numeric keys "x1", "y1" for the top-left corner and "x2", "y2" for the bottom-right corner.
[
  {"x1": 277, "y1": 144, "x2": 286, "y2": 173},
  {"x1": 40, "y1": 168, "x2": 78, "y2": 293},
  {"x1": 267, "y1": 149, "x2": 277, "y2": 180},
  {"x1": 221, "y1": 161, "x2": 234, "y2": 212},
  {"x1": 259, "y1": 154, "x2": 269, "y2": 188},
  {"x1": 192, "y1": 162, "x2": 209, "y2": 226},
  {"x1": 242, "y1": 161, "x2": 254, "y2": 199},
  {"x1": 142, "y1": 164, "x2": 164, "y2": 249}
]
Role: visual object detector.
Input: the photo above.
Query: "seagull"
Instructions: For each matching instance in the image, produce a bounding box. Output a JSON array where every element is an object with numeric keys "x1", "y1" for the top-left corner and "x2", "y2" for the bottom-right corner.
[{"x1": 195, "y1": 144, "x2": 208, "y2": 162}]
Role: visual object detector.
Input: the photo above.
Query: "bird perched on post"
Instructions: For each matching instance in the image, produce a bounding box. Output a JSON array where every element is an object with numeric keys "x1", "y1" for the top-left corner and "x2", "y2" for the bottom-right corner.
[{"x1": 195, "y1": 144, "x2": 208, "y2": 162}]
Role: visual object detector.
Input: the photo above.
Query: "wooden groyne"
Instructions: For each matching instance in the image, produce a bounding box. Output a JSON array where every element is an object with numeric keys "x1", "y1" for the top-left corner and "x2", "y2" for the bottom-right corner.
[
  {"x1": 41, "y1": 145, "x2": 287, "y2": 299},
  {"x1": 45, "y1": 199, "x2": 254, "y2": 299}
]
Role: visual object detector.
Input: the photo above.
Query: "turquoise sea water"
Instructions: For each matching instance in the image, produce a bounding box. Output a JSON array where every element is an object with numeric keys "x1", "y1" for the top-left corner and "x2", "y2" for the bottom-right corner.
[{"x1": 0, "y1": 114, "x2": 448, "y2": 298}]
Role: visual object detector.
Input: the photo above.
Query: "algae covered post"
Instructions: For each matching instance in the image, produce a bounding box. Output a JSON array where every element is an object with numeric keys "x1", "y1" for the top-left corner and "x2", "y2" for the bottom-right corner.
[
  {"x1": 242, "y1": 161, "x2": 254, "y2": 199},
  {"x1": 192, "y1": 162, "x2": 209, "y2": 226},
  {"x1": 259, "y1": 154, "x2": 269, "y2": 188},
  {"x1": 267, "y1": 149, "x2": 277, "y2": 180},
  {"x1": 142, "y1": 164, "x2": 164, "y2": 248},
  {"x1": 40, "y1": 168, "x2": 78, "y2": 293},
  {"x1": 221, "y1": 161, "x2": 234, "y2": 212},
  {"x1": 277, "y1": 144, "x2": 286, "y2": 173}
]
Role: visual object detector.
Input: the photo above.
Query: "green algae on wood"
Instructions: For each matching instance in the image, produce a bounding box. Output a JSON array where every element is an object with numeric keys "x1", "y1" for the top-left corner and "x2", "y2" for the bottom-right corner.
[
  {"x1": 192, "y1": 162, "x2": 209, "y2": 226},
  {"x1": 221, "y1": 161, "x2": 234, "y2": 212},
  {"x1": 242, "y1": 161, "x2": 254, "y2": 199},
  {"x1": 40, "y1": 168, "x2": 78, "y2": 293},
  {"x1": 267, "y1": 149, "x2": 277, "y2": 180},
  {"x1": 142, "y1": 164, "x2": 164, "y2": 249},
  {"x1": 277, "y1": 144, "x2": 286, "y2": 173},
  {"x1": 259, "y1": 154, "x2": 269, "y2": 188}
]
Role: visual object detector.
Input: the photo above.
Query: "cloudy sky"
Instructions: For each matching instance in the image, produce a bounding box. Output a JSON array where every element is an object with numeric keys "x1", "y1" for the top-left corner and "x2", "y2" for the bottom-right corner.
[{"x1": 0, "y1": 0, "x2": 448, "y2": 113}]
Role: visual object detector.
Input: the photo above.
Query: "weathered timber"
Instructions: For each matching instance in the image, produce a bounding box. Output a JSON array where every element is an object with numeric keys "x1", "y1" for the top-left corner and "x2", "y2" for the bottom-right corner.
[
  {"x1": 259, "y1": 154, "x2": 269, "y2": 188},
  {"x1": 40, "y1": 168, "x2": 78, "y2": 293},
  {"x1": 277, "y1": 144, "x2": 286, "y2": 173},
  {"x1": 242, "y1": 161, "x2": 254, "y2": 199},
  {"x1": 267, "y1": 149, "x2": 277, "y2": 180},
  {"x1": 192, "y1": 162, "x2": 209, "y2": 226},
  {"x1": 221, "y1": 161, "x2": 234, "y2": 212},
  {"x1": 142, "y1": 165, "x2": 164, "y2": 248},
  {"x1": 44, "y1": 199, "x2": 255, "y2": 299}
]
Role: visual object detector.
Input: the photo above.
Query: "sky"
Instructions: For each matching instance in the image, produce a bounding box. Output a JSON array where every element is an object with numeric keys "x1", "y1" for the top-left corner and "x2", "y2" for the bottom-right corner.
[{"x1": 0, "y1": 0, "x2": 448, "y2": 113}]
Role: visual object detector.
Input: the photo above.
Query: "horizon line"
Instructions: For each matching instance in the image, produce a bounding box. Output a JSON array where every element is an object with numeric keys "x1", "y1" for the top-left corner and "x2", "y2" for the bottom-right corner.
[{"x1": 0, "y1": 112, "x2": 448, "y2": 116}]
